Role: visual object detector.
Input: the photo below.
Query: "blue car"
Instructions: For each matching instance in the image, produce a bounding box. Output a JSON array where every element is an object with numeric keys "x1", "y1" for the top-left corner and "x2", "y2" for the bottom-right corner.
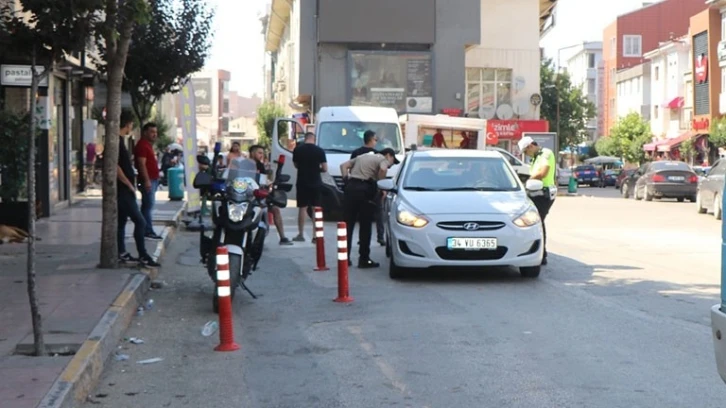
[{"x1": 574, "y1": 165, "x2": 600, "y2": 186}]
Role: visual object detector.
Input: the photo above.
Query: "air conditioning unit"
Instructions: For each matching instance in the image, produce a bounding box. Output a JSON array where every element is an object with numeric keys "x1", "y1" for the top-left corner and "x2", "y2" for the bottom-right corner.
[{"x1": 405, "y1": 97, "x2": 433, "y2": 113}]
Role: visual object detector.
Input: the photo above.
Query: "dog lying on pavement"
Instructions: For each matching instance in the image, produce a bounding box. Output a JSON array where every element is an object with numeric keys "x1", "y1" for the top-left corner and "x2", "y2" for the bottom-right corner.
[{"x1": 0, "y1": 225, "x2": 41, "y2": 244}]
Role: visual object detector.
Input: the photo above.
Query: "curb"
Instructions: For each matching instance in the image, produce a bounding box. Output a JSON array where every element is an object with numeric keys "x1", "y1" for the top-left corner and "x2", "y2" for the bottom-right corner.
[{"x1": 38, "y1": 224, "x2": 178, "y2": 408}]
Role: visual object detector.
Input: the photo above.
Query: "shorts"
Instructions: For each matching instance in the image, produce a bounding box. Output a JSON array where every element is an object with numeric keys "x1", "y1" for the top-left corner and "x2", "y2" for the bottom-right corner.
[{"x1": 296, "y1": 185, "x2": 322, "y2": 208}]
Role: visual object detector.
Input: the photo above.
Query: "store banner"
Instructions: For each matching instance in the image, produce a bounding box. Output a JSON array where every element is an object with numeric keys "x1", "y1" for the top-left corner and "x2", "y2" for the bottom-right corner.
[
  {"x1": 191, "y1": 77, "x2": 212, "y2": 116},
  {"x1": 179, "y1": 79, "x2": 201, "y2": 213}
]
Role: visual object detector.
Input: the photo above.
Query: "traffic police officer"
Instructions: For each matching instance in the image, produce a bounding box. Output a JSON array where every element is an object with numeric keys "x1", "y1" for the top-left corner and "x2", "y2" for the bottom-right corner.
[
  {"x1": 518, "y1": 136, "x2": 556, "y2": 266},
  {"x1": 339, "y1": 148, "x2": 399, "y2": 268}
]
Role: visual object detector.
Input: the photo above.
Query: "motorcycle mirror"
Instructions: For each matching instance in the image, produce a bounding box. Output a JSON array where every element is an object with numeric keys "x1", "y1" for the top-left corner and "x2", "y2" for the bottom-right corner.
[
  {"x1": 213, "y1": 142, "x2": 222, "y2": 155},
  {"x1": 196, "y1": 154, "x2": 211, "y2": 166},
  {"x1": 277, "y1": 174, "x2": 291, "y2": 183}
]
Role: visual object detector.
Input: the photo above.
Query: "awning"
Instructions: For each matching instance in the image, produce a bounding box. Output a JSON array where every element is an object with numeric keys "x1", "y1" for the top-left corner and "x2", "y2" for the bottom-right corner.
[
  {"x1": 661, "y1": 97, "x2": 685, "y2": 109},
  {"x1": 656, "y1": 131, "x2": 694, "y2": 152},
  {"x1": 643, "y1": 139, "x2": 669, "y2": 151}
]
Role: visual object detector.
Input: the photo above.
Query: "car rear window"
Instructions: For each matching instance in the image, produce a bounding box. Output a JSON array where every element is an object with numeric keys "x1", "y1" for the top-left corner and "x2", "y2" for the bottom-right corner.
[
  {"x1": 650, "y1": 161, "x2": 691, "y2": 172},
  {"x1": 575, "y1": 166, "x2": 596, "y2": 172}
]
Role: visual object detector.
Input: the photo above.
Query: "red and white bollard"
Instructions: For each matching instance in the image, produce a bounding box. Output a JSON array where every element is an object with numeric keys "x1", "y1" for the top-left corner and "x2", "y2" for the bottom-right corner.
[
  {"x1": 334, "y1": 222, "x2": 354, "y2": 303},
  {"x1": 313, "y1": 206, "x2": 329, "y2": 271},
  {"x1": 214, "y1": 246, "x2": 240, "y2": 352}
]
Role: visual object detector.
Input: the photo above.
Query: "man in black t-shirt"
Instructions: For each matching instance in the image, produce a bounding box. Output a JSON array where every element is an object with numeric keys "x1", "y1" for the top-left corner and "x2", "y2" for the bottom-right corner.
[
  {"x1": 292, "y1": 132, "x2": 327, "y2": 242},
  {"x1": 351, "y1": 130, "x2": 386, "y2": 246},
  {"x1": 117, "y1": 111, "x2": 160, "y2": 267}
]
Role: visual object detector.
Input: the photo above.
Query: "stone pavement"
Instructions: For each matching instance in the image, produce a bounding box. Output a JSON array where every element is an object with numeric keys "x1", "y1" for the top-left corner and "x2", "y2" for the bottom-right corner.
[{"x1": 0, "y1": 191, "x2": 185, "y2": 408}]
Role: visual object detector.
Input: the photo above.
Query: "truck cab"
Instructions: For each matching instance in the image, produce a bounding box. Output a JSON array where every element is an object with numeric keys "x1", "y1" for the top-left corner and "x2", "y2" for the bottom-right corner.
[{"x1": 271, "y1": 106, "x2": 405, "y2": 220}]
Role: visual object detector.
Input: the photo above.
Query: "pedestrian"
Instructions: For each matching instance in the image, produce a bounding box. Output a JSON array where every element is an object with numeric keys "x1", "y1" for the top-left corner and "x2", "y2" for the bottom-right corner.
[
  {"x1": 350, "y1": 130, "x2": 385, "y2": 246},
  {"x1": 134, "y1": 122, "x2": 163, "y2": 240},
  {"x1": 292, "y1": 132, "x2": 328, "y2": 242},
  {"x1": 222, "y1": 141, "x2": 243, "y2": 167},
  {"x1": 518, "y1": 136, "x2": 556, "y2": 266},
  {"x1": 117, "y1": 110, "x2": 161, "y2": 267},
  {"x1": 249, "y1": 144, "x2": 293, "y2": 245},
  {"x1": 339, "y1": 148, "x2": 399, "y2": 268},
  {"x1": 430, "y1": 128, "x2": 447, "y2": 148},
  {"x1": 85, "y1": 141, "x2": 96, "y2": 187}
]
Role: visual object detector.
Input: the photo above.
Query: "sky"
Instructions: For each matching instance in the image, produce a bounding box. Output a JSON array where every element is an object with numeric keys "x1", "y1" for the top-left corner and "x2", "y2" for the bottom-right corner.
[
  {"x1": 540, "y1": 0, "x2": 652, "y2": 62},
  {"x1": 204, "y1": 0, "x2": 268, "y2": 98}
]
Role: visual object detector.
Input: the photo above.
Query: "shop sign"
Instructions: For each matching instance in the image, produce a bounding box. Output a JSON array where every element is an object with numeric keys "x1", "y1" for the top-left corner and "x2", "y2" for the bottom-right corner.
[
  {"x1": 486, "y1": 120, "x2": 549, "y2": 140},
  {"x1": 695, "y1": 54, "x2": 708, "y2": 83},
  {"x1": 0, "y1": 65, "x2": 49, "y2": 87},
  {"x1": 692, "y1": 117, "x2": 710, "y2": 131},
  {"x1": 441, "y1": 108, "x2": 462, "y2": 117},
  {"x1": 718, "y1": 41, "x2": 726, "y2": 62}
]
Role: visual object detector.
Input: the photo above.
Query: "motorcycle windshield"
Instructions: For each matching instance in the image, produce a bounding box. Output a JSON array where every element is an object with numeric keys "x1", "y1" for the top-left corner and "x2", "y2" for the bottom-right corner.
[{"x1": 225, "y1": 158, "x2": 260, "y2": 201}]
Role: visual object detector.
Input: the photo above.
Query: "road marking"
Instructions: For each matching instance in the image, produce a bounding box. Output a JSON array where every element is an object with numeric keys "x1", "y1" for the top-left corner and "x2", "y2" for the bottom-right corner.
[{"x1": 347, "y1": 325, "x2": 411, "y2": 397}]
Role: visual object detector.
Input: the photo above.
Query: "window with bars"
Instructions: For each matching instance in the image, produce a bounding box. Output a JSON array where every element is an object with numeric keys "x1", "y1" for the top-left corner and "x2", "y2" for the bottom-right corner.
[
  {"x1": 623, "y1": 35, "x2": 642, "y2": 57},
  {"x1": 465, "y1": 68, "x2": 512, "y2": 119}
]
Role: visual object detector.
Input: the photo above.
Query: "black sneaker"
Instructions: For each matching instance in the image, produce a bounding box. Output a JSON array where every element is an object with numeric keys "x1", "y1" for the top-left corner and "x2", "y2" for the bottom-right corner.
[
  {"x1": 145, "y1": 232, "x2": 163, "y2": 241},
  {"x1": 377, "y1": 239, "x2": 386, "y2": 246},
  {"x1": 279, "y1": 238, "x2": 293, "y2": 246},
  {"x1": 358, "y1": 259, "x2": 380, "y2": 269},
  {"x1": 292, "y1": 235, "x2": 306, "y2": 242},
  {"x1": 139, "y1": 254, "x2": 161, "y2": 268},
  {"x1": 119, "y1": 253, "x2": 138, "y2": 264}
]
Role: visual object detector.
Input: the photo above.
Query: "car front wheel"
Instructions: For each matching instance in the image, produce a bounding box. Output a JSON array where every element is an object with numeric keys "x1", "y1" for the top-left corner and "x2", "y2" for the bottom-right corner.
[
  {"x1": 389, "y1": 252, "x2": 405, "y2": 280},
  {"x1": 520, "y1": 265, "x2": 541, "y2": 278}
]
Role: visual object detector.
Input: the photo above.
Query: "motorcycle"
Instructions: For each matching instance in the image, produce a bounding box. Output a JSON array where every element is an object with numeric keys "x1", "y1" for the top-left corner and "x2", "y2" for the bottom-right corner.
[{"x1": 193, "y1": 142, "x2": 292, "y2": 313}]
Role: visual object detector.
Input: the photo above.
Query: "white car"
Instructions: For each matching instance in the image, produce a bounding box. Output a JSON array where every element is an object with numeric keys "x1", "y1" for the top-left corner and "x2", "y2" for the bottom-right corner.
[
  {"x1": 378, "y1": 149, "x2": 544, "y2": 279},
  {"x1": 557, "y1": 167, "x2": 572, "y2": 186}
]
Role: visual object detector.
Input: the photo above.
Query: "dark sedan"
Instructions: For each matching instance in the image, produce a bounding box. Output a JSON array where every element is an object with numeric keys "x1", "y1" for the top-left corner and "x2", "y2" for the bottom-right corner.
[
  {"x1": 573, "y1": 165, "x2": 600, "y2": 186},
  {"x1": 620, "y1": 161, "x2": 698, "y2": 202},
  {"x1": 615, "y1": 169, "x2": 635, "y2": 189}
]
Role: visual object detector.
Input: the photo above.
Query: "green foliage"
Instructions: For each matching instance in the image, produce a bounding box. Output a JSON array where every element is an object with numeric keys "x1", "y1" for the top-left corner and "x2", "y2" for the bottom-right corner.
[
  {"x1": 540, "y1": 59, "x2": 597, "y2": 151},
  {"x1": 594, "y1": 136, "x2": 618, "y2": 157},
  {"x1": 151, "y1": 114, "x2": 175, "y2": 151},
  {"x1": 0, "y1": 111, "x2": 37, "y2": 202},
  {"x1": 609, "y1": 112, "x2": 652, "y2": 164},
  {"x1": 680, "y1": 138, "x2": 695, "y2": 164},
  {"x1": 255, "y1": 101, "x2": 287, "y2": 149},
  {"x1": 709, "y1": 116, "x2": 726, "y2": 148},
  {"x1": 124, "y1": 0, "x2": 215, "y2": 123}
]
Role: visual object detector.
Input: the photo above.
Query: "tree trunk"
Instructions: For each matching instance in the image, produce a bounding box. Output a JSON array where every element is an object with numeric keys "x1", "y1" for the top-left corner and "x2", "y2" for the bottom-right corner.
[
  {"x1": 27, "y1": 47, "x2": 44, "y2": 357},
  {"x1": 99, "y1": 26, "x2": 136, "y2": 268}
]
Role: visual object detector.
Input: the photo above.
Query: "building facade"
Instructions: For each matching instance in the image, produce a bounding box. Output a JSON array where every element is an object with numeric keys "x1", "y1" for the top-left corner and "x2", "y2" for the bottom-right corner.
[
  {"x1": 644, "y1": 36, "x2": 691, "y2": 139},
  {"x1": 179, "y1": 69, "x2": 231, "y2": 148},
  {"x1": 602, "y1": 0, "x2": 707, "y2": 136},
  {"x1": 563, "y1": 41, "x2": 603, "y2": 140},
  {"x1": 615, "y1": 61, "x2": 652, "y2": 121}
]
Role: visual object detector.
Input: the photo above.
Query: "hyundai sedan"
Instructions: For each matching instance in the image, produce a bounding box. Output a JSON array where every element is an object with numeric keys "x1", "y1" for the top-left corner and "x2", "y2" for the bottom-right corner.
[{"x1": 378, "y1": 149, "x2": 544, "y2": 280}]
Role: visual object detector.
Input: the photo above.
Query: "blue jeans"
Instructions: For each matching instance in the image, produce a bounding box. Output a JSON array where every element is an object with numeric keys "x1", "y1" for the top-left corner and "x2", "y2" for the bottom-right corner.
[
  {"x1": 140, "y1": 179, "x2": 159, "y2": 235},
  {"x1": 118, "y1": 189, "x2": 148, "y2": 257}
]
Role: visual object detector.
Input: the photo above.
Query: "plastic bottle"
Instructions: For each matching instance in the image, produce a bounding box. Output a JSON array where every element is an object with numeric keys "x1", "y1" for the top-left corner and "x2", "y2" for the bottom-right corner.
[{"x1": 201, "y1": 321, "x2": 219, "y2": 337}]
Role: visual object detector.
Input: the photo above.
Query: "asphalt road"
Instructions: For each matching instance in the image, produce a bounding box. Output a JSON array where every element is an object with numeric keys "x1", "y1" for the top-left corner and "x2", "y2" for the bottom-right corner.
[{"x1": 83, "y1": 188, "x2": 726, "y2": 408}]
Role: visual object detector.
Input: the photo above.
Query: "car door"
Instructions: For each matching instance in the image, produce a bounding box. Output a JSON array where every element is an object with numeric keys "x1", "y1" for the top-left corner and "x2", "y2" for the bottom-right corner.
[
  {"x1": 632, "y1": 163, "x2": 649, "y2": 196},
  {"x1": 703, "y1": 160, "x2": 726, "y2": 209},
  {"x1": 271, "y1": 119, "x2": 305, "y2": 199}
]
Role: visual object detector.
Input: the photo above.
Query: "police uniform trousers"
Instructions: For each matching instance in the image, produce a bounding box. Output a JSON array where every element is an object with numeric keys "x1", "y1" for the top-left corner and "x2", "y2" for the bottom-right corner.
[
  {"x1": 344, "y1": 178, "x2": 377, "y2": 260},
  {"x1": 530, "y1": 188, "x2": 554, "y2": 260}
]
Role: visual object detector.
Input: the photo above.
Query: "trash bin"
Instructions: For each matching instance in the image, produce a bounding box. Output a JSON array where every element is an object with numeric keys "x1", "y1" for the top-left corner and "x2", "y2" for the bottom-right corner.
[
  {"x1": 168, "y1": 167, "x2": 185, "y2": 201},
  {"x1": 568, "y1": 175, "x2": 578, "y2": 195}
]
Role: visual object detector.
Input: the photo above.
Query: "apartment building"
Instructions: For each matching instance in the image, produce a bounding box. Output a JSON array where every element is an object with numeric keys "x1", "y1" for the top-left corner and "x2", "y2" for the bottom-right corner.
[
  {"x1": 602, "y1": 0, "x2": 707, "y2": 136},
  {"x1": 563, "y1": 41, "x2": 603, "y2": 140},
  {"x1": 644, "y1": 36, "x2": 691, "y2": 139},
  {"x1": 615, "y1": 61, "x2": 652, "y2": 121}
]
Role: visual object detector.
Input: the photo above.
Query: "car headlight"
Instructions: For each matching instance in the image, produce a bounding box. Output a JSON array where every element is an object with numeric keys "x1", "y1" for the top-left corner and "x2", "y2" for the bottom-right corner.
[
  {"x1": 228, "y1": 202, "x2": 249, "y2": 222},
  {"x1": 513, "y1": 207, "x2": 540, "y2": 228},
  {"x1": 396, "y1": 204, "x2": 429, "y2": 228}
]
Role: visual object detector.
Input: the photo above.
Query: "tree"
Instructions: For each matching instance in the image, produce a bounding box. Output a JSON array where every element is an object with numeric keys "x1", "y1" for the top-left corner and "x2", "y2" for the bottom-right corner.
[
  {"x1": 0, "y1": 0, "x2": 101, "y2": 356},
  {"x1": 681, "y1": 138, "x2": 695, "y2": 165},
  {"x1": 96, "y1": 0, "x2": 150, "y2": 268},
  {"x1": 123, "y1": 0, "x2": 214, "y2": 124},
  {"x1": 540, "y1": 59, "x2": 597, "y2": 152},
  {"x1": 710, "y1": 116, "x2": 726, "y2": 149},
  {"x1": 255, "y1": 101, "x2": 287, "y2": 149},
  {"x1": 609, "y1": 112, "x2": 652, "y2": 164},
  {"x1": 594, "y1": 136, "x2": 618, "y2": 157}
]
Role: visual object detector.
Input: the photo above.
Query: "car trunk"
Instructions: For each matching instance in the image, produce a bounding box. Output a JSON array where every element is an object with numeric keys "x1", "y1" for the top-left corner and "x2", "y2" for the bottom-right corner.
[{"x1": 654, "y1": 170, "x2": 695, "y2": 184}]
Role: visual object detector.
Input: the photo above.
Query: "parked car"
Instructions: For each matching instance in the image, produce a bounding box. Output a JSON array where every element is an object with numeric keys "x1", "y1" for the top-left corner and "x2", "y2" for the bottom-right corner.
[
  {"x1": 573, "y1": 165, "x2": 600, "y2": 186},
  {"x1": 484, "y1": 146, "x2": 530, "y2": 182},
  {"x1": 696, "y1": 160, "x2": 726, "y2": 219},
  {"x1": 615, "y1": 169, "x2": 635, "y2": 189},
  {"x1": 602, "y1": 169, "x2": 619, "y2": 187},
  {"x1": 557, "y1": 167, "x2": 572, "y2": 186},
  {"x1": 379, "y1": 149, "x2": 543, "y2": 279},
  {"x1": 693, "y1": 166, "x2": 711, "y2": 183},
  {"x1": 620, "y1": 161, "x2": 698, "y2": 202}
]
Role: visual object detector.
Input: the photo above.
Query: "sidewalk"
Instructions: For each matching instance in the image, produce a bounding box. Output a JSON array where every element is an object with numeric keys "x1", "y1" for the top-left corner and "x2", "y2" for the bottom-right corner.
[{"x1": 0, "y1": 191, "x2": 185, "y2": 408}]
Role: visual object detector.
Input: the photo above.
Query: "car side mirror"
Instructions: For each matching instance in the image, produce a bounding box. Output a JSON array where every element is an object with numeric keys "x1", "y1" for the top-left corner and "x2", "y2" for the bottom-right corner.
[
  {"x1": 377, "y1": 179, "x2": 396, "y2": 191},
  {"x1": 525, "y1": 179, "x2": 543, "y2": 191}
]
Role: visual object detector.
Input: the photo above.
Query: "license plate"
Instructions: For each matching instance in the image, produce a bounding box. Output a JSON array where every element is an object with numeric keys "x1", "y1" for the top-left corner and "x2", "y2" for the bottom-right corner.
[
  {"x1": 447, "y1": 237, "x2": 498, "y2": 250},
  {"x1": 669, "y1": 176, "x2": 685, "y2": 181}
]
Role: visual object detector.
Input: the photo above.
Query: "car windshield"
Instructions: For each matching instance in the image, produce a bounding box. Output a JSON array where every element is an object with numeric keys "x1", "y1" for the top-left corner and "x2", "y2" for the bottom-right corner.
[
  {"x1": 402, "y1": 156, "x2": 520, "y2": 192},
  {"x1": 317, "y1": 121, "x2": 402, "y2": 154},
  {"x1": 651, "y1": 161, "x2": 691, "y2": 172}
]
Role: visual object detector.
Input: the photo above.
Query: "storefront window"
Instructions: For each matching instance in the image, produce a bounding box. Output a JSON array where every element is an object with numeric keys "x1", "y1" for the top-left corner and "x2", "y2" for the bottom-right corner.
[
  {"x1": 465, "y1": 68, "x2": 512, "y2": 119},
  {"x1": 349, "y1": 51, "x2": 433, "y2": 113}
]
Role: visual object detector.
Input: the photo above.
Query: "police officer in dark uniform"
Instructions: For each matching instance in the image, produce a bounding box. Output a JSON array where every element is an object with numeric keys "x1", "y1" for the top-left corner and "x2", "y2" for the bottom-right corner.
[{"x1": 339, "y1": 148, "x2": 399, "y2": 268}]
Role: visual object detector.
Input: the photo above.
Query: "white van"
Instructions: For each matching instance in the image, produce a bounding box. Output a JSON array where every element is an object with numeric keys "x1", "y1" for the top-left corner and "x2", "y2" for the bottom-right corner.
[{"x1": 271, "y1": 106, "x2": 405, "y2": 219}]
